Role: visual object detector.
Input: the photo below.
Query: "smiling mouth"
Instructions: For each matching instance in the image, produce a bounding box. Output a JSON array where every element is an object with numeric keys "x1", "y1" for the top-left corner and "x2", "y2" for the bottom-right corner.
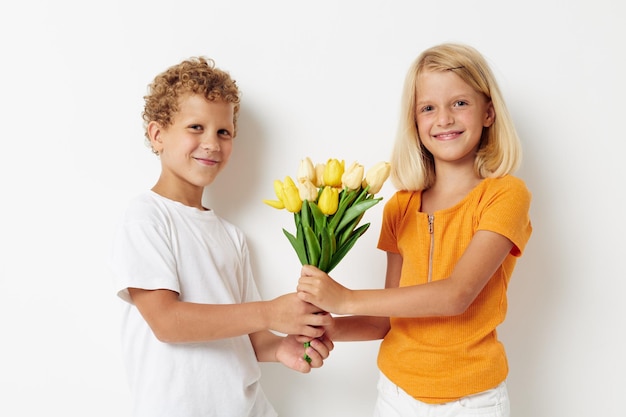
[
  {"x1": 194, "y1": 157, "x2": 220, "y2": 165},
  {"x1": 434, "y1": 131, "x2": 462, "y2": 140}
]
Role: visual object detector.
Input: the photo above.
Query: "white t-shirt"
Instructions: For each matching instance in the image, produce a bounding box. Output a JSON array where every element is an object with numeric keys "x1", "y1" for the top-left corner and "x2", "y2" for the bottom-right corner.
[{"x1": 110, "y1": 191, "x2": 276, "y2": 417}]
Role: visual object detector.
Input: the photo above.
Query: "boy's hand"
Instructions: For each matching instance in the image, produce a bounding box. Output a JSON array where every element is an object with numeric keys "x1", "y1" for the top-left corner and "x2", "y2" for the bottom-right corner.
[
  {"x1": 268, "y1": 293, "x2": 332, "y2": 338},
  {"x1": 276, "y1": 334, "x2": 334, "y2": 373}
]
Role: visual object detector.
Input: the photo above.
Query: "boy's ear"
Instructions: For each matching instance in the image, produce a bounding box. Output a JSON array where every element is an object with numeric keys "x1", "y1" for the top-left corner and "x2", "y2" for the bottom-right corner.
[{"x1": 147, "y1": 121, "x2": 164, "y2": 154}]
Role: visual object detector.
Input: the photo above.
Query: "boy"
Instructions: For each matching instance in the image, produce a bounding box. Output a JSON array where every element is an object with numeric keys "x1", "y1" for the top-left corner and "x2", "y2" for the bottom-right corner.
[{"x1": 110, "y1": 57, "x2": 333, "y2": 417}]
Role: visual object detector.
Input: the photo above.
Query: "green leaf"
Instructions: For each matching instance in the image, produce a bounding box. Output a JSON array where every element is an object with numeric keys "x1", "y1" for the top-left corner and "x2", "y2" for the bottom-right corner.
[
  {"x1": 353, "y1": 186, "x2": 370, "y2": 205},
  {"x1": 318, "y1": 227, "x2": 335, "y2": 272},
  {"x1": 327, "y1": 222, "x2": 371, "y2": 272},
  {"x1": 308, "y1": 201, "x2": 327, "y2": 234},
  {"x1": 300, "y1": 200, "x2": 311, "y2": 230},
  {"x1": 294, "y1": 211, "x2": 301, "y2": 228},
  {"x1": 303, "y1": 225, "x2": 321, "y2": 267},
  {"x1": 335, "y1": 198, "x2": 381, "y2": 233},
  {"x1": 283, "y1": 227, "x2": 308, "y2": 265},
  {"x1": 338, "y1": 212, "x2": 365, "y2": 247}
]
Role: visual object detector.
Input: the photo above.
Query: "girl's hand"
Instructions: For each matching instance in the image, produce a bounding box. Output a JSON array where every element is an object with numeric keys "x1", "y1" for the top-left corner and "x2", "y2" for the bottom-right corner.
[
  {"x1": 277, "y1": 334, "x2": 334, "y2": 373},
  {"x1": 297, "y1": 265, "x2": 351, "y2": 314}
]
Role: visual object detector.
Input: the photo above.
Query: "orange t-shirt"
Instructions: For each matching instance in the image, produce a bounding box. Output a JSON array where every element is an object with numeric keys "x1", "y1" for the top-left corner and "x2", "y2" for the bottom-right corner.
[{"x1": 377, "y1": 175, "x2": 532, "y2": 403}]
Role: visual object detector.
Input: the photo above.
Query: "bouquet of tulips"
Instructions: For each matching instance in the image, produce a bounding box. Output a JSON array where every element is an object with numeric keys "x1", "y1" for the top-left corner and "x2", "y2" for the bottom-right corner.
[
  {"x1": 264, "y1": 157, "x2": 391, "y2": 274},
  {"x1": 264, "y1": 157, "x2": 390, "y2": 362}
]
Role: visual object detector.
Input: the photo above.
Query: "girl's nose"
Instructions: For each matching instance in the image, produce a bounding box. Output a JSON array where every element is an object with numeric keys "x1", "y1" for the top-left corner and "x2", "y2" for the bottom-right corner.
[{"x1": 437, "y1": 109, "x2": 454, "y2": 126}]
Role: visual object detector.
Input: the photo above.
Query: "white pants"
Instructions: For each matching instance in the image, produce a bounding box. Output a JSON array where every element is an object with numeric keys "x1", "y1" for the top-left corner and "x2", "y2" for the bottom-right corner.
[{"x1": 373, "y1": 372, "x2": 510, "y2": 417}]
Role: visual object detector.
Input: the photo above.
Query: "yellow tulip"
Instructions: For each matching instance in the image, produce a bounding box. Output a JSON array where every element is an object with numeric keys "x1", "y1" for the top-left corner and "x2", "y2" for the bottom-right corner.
[
  {"x1": 282, "y1": 176, "x2": 303, "y2": 213},
  {"x1": 341, "y1": 161, "x2": 364, "y2": 191},
  {"x1": 298, "y1": 178, "x2": 319, "y2": 202},
  {"x1": 314, "y1": 163, "x2": 325, "y2": 187},
  {"x1": 363, "y1": 161, "x2": 391, "y2": 195},
  {"x1": 297, "y1": 157, "x2": 316, "y2": 183},
  {"x1": 274, "y1": 179, "x2": 285, "y2": 199},
  {"x1": 263, "y1": 179, "x2": 286, "y2": 209},
  {"x1": 318, "y1": 186, "x2": 339, "y2": 215},
  {"x1": 263, "y1": 199, "x2": 285, "y2": 209},
  {"x1": 323, "y1": 159, "x2": 344, "y2": 187}
]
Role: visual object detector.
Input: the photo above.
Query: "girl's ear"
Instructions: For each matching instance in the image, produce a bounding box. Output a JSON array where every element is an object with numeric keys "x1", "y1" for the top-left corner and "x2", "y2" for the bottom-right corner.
[
  {"x1": 147, "y1": 121, "x2": 164, "y2": 154},
  {"x1": 484, "y1": 102, "x2": 496, "y2": 127}
]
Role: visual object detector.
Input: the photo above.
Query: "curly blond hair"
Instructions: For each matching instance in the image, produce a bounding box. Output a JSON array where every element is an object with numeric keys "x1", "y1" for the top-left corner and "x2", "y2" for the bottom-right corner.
[{"x1": 142, "y1": 57, "x2": 241, "y2": 154}]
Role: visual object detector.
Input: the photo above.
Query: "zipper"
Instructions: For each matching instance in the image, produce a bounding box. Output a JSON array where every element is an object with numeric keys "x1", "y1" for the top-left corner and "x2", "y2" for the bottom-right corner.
[{"x1": 427, "y1": 214, "x2": 434, "y2": 283}]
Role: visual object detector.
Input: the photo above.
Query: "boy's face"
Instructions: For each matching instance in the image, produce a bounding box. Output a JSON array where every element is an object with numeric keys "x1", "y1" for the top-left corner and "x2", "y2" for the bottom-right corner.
[{"x1": 149, "y1": 94, "x2": 235, "y2": 199}]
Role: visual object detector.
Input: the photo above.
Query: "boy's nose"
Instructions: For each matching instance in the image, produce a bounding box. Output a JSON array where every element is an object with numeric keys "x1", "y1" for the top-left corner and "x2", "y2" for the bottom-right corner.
[{"x1": 200, "y1": 135, "x2": 221, "y2": 152}]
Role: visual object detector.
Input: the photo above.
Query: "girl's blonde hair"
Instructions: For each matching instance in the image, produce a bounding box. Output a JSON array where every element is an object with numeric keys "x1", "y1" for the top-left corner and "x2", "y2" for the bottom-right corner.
[{"x1": 390, "y1": 43, "x2": 521, "y2": 191}]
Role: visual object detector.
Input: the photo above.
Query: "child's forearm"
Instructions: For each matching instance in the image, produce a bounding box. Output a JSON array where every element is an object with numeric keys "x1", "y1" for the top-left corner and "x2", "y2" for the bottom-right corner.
[
  {"x1": 130, "y1": 288, "x2": 328, "y2": 343},
  {"x1": 151, "y1": 299, "x2": 277, "y2": 343},
  {"x1": 249, "y1": 330, "x2": 281, "y2": 362},
  {"x1": 162, "y1": 299, "x2": 324, "y2": 342},
  {"x1": 328, "y1": 315, "x2": 390, "y2": 341},
  {"x1": 340, "y1": 277, "x2": 478, "y2": 318}
]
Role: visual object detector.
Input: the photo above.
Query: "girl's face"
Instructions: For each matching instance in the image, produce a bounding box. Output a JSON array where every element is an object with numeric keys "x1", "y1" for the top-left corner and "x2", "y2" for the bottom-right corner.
[
  {"x1": 149, "y1": 94, "x2": 235, "y2": 201},
  {"x1": 415, "y1": 70, "x2": 494, "y2": 169}
]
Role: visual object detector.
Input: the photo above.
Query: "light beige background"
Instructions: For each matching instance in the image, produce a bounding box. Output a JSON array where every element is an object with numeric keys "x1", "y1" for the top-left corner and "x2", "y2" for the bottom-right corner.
[{"x1": 1, "y1": 1, "x2": 623, "y2": 416}]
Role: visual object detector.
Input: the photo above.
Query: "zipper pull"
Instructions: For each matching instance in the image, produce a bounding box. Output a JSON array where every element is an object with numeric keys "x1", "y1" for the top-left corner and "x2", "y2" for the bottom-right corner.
[{"x1": 428, "y1": 214, "x2": 434, "y2": 234}]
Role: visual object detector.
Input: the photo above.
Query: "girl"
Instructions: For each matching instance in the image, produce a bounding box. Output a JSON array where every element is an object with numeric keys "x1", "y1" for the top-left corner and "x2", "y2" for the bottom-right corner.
[{"x1": 297, "y1": 43, "x2": 532, "y2": 417}]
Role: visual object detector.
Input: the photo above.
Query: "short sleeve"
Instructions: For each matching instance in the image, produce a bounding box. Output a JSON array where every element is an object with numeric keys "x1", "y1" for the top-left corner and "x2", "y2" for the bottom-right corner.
[
  {"x1": 110, "y1": 209, "x2": 180, "y2": 304},
  {"x1": 478, "y1": 176, "x2": 532, "y2": 257},
  {"x1": 377, "y1": 191, "x2": 416, "y2": 254}
]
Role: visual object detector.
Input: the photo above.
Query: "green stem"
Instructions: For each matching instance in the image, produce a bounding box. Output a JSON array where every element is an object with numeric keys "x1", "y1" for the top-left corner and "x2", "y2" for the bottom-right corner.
[{"x1": 303, "y1": 341, "x2": 312, "y2": 363}]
